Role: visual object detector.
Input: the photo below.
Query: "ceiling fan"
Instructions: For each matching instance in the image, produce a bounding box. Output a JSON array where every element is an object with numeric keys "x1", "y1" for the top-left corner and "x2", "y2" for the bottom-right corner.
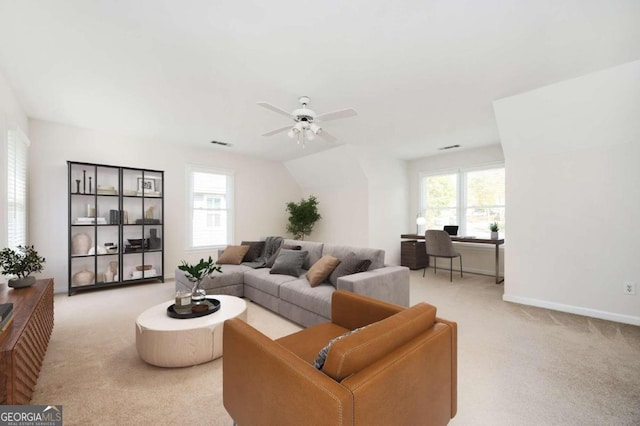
[{"x1": 257, "y1": 96, "x2": 357, "y2": 147}]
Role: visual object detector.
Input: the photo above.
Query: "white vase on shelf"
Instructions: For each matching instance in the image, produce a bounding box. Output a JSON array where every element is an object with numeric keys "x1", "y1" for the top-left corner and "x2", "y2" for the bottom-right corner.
[{"x1": 72, "y1": 233, "x2": 91, "y2": 255}]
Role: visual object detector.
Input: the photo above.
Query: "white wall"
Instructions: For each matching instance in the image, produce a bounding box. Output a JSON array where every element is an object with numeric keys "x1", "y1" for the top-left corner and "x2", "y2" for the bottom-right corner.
[
  {"x1": 494, "y1": 60, "x2": 640, "y2": 325},
  {"x1": 284, "y1": 145, "x2": 408, "y2": 264},
  {"x1": 28, "y1": 119, "x2": 301, "y2": 293},
  {"x1": 407, "y1": 145, "x2": 505, "y2": 276},
  {"x1": 0, "y1": 67, "x2": 29, "y2": 252},
  {"x1": 284, "y1": 145, "x2": 370, "y2": 246},
  {"x1": 359, "y1": 154, "x2": 408, "y2": 264}
]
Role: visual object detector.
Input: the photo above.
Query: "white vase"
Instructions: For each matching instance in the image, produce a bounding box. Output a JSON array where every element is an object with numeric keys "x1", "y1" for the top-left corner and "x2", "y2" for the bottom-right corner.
[
  {"x1": 73, "y1": 269, "x2": 94, "y2": 285},
  {"x1": 491, "y1": 231, "x2": 499, "y2": 239},
  {"x1": 72, "y1": 233, "x2": 91, "y2": 255}
]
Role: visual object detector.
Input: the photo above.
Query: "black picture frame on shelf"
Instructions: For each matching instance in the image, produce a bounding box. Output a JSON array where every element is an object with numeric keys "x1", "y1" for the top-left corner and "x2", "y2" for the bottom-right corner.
[{"x1": 137, "y1": 177, "x2": 155, "y2": 193}]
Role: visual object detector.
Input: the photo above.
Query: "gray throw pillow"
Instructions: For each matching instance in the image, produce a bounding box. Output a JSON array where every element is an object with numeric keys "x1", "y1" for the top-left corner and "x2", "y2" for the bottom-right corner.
[
  {"x1": 269, "y1": 249, "x2": 308, "y2": 277},
  {"x1": 314, "y1": 326, "x2": 366, "y2": 370},
  {"x1": 265, "y1": 244, "x2": 302, "y2": 268},
  {"x1": 328, "y1": 253, "x2": 372, "y2": 286},
  {"x1": 241, "y1": 241, "x2": 265, "y2": 262}
]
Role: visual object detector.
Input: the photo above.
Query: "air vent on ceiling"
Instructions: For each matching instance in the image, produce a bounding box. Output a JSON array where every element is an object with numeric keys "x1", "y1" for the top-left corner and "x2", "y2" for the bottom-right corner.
[
  {"x1": 211, "y1": 140, "x2": 232, "y2": 147},
  {"x1": 438, "y1": 144, "x2": 461, "y2": 151}
]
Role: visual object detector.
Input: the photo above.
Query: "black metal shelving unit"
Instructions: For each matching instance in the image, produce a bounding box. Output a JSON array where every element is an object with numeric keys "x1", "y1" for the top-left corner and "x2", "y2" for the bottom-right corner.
[{"x1": 67, "y1": 161, "x2": 164, "y2": 295}]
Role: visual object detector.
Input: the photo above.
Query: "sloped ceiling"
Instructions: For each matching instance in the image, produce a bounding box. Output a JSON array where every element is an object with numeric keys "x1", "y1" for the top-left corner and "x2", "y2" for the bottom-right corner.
[{"x1": 0, "y1": 0, "x2": 638, "y2": 161}]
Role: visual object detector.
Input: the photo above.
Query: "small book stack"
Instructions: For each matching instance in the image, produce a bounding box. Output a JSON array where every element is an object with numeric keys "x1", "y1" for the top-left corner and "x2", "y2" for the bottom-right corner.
[
  {"x1": 75, "y1": 217, "x2": 107, "y2": 225},
  {"x1": 0, "y1": 303, "x2": 14, "y2": 333}
]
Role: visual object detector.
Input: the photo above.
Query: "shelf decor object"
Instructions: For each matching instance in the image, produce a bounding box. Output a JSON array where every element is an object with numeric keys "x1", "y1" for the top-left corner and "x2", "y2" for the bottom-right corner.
[{"x1": 67, "y1": 161, "x2": 164, "y2": 295}]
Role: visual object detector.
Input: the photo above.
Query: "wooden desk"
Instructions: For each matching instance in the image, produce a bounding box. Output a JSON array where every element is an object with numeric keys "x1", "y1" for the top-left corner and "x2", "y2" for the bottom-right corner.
[
  {"x1": 0, "y1": 278, "x2": 54, "y2": 404},
  {"x1": 401, "y1": 234, "x2": 504, "y2": 284}
]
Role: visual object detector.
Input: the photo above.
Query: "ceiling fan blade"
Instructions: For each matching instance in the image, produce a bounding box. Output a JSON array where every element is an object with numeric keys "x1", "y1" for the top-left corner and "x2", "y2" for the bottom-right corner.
[
  {"x1": 262, "y1": 125, "x2": 291, "y2": 137},
  {"x1": 318, "y1": 129, "x2": 337, "y2": 143},
  {"x1": 316, "y1": 108, "x2": 357, "y2": 122},
  {"x1": 257, "y1": 102, "x2": 293, "y2": 119}
]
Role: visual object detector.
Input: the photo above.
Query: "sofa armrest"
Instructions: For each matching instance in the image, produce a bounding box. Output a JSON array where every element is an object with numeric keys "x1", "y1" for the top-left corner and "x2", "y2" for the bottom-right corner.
[
  {"x1": 436, "y1": 317, "x2": 458, "y2": 418},
  {"x1": 223, "y1": 318, "x2": 353, "y2": 426},
  {"x1": 340, "y1": 321, "x2": 457, "y2": 425},
  {"x1": 336, "y1": 265, "x2": 410, "y2": 307}
]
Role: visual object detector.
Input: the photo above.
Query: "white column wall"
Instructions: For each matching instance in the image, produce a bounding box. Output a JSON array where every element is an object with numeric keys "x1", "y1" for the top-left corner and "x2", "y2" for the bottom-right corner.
[
  {"x1": 28, "y1": 119, "x2": 301, "y2": 293},
  {"x1": 359, "y1": 154, "x2": 408, "y2": 265},
  {"x1": 494, "y1": 60, "x2": 640, "y2": 325}
]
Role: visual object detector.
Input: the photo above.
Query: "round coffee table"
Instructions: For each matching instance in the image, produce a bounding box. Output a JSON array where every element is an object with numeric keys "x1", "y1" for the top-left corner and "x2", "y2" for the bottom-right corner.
[{"x1": 135, "y1": 295, "x2": 247, "y2": 367}]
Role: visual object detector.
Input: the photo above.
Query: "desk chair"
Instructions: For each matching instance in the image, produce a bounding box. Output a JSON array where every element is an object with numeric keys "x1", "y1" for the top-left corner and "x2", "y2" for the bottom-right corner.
[{"x1": 424, "y1": 230, "x2": 463, "y2": 282}]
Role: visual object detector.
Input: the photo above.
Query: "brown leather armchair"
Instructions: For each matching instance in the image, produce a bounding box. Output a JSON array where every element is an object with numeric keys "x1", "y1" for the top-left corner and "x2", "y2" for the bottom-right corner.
[{"x1": 223, "y1": 290, "x2": 457, "y2": 426}]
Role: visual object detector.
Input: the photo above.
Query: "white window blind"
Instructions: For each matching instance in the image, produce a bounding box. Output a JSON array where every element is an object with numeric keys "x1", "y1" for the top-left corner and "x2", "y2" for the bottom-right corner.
[
  {"x1": 7, "y1": 128, "x2": 29, "y2": 249},
  {"x1": 186, "y1": 166, "x2": 234, "y2": 249}
]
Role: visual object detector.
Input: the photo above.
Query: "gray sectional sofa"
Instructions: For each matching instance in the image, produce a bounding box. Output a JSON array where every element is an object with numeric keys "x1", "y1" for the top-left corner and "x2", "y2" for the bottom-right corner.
[{"x1": 175, "y1": 239, "x2": 410, "y2": 327}]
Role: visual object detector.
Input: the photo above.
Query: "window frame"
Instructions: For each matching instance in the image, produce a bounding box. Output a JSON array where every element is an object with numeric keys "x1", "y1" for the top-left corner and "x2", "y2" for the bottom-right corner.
[
  {"x1": 185, "y1": 164, "x2": 234, "y2": 251},
  {"x1": 419, "y1": 161, "x2": 505, "y2": 237},
  {"x1": 6, "y1": 127, "x2": 30, "y2": 249}
]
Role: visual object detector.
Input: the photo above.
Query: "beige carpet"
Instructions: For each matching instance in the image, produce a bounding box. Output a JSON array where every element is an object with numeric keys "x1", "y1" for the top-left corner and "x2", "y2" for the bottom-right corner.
[{"x1": 31, "y1": 271, "x2": 640, "y2": 425}]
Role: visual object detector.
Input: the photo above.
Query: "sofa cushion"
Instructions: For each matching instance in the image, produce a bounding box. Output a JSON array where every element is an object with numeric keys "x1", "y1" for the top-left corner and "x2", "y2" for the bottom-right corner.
[
  {"x1": 279, "y1": 279, "x2": 334, "y2": 319},
  {"x1": 284, "y1": 239, "x2": 324, "y2": 270},
  {"x1": 241, "y1": 241, "x2": 265, "y2": 262},
  {"x1": 265, "y1": 244, "x2": 301, "y2": 268},
  {"x1": 217, "y1": 245, "x2": 251, "y2": 264},
  {"x1": 306, "y1": 255, "x2": 341, "y2": 287},
  {"x1": 328, "y1": 253, "x2": 372, "y2": 287},
  {"x1": 323, "y1": 244, "x2": 385, "y2": 270},
  {"x1": 244, "y1": 268, "x2": 299, "y2": 297},
  {"x1": 321, "y1": 302, "x2": 437, "y2": 381},
  {"x1": 270, "y1": 249, "x2": 308, "y2": 277}
]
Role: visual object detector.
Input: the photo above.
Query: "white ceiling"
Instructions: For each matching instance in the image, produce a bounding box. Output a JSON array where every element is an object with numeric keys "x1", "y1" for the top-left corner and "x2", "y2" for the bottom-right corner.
[{"x1": 0, "y1": 0, "x2": 638, "y2": 162}]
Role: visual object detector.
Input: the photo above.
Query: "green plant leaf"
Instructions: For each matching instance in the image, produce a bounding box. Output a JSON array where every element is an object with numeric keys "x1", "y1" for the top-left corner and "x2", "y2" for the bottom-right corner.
[
  {"x1": 178, "y1": 256, "x2": 222, "y2": 282},
  {"x1": 0, "y1": 245, "x2": 46, "y2": 279},
  {"x1": 286, "y1": 195, "x2": 321, "y2": 240}
]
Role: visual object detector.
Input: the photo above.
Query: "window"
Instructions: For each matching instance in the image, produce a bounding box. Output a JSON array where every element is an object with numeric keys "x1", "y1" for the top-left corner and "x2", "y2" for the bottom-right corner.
[
  {"x1": 420, "y1": 164, "x2": 505, "y2": 237},
  {"x1": 7, "y1": 128, "x2": 29, "y2": 249},
  {"x1": 187, "y1": 166, "x2": 233, "y2": 248}
]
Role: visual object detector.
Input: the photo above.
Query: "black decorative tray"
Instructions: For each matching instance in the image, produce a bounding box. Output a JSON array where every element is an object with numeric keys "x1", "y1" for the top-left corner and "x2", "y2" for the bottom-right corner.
[{"x1": 166, "y1": 298, "x2": 221, "y2": 319}]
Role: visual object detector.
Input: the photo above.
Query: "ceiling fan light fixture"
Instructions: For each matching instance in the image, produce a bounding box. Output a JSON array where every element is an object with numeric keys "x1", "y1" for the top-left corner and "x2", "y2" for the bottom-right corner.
[
  {"x1": 258, "y1": 96, "x2": 357, "y2": 148},
  {"x1": 309, "y1": 123, "x2": 321, "y2": 135},
  {"x1": 288, "y1": 122, "x2": 304, "y2": 139}
]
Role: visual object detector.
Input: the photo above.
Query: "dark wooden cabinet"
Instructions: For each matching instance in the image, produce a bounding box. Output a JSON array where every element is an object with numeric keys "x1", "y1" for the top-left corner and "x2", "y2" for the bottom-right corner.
[
  {"x1": 401, "y1": 240, "x2": 428, "y2": 270},
  {"x1": 0, "y1": 279, "x2": 54, "y2": 404}
]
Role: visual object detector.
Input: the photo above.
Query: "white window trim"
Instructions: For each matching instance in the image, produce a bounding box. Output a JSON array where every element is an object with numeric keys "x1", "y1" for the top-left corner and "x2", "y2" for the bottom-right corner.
[
  {"x1": 419, "y1": 161, "x2": 504, "y2": 238},
  {"x1": 185, "y1": 164, "x2": 234, "y2": 251}
]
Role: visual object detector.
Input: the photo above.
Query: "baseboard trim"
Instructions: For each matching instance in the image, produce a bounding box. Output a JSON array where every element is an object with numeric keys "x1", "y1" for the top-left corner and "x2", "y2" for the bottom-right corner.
[
  {"x1": 422, "y1": 265, "x2": 499, "y2": 277},
  {"x1": 502, "y1": 294, "x2": 640, "y2": 326}
]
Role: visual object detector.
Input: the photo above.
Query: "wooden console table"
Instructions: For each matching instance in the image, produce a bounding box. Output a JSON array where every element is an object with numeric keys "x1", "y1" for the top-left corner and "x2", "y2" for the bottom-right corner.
[
  {"x1": 0, "y1": 278, "x2": 54, "y2": 404},
  {"x1": 401, "y1": 234, "x2": 505, "y2": 284}
]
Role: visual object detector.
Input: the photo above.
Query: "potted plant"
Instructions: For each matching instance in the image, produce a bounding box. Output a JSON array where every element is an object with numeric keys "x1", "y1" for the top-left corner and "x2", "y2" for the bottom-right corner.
[
  {"x1": 178, "y1": 256, "x2": 222, "y2": 303},
  {"x1": 286, "y1": 195, "x2": 322, "y2": 240},
  {"x1": 489, "y1": 222, "x2": 499, "y2": 239},
  {"x1": 0, "y1": 245, "x2": 46, "y2": 288}
]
